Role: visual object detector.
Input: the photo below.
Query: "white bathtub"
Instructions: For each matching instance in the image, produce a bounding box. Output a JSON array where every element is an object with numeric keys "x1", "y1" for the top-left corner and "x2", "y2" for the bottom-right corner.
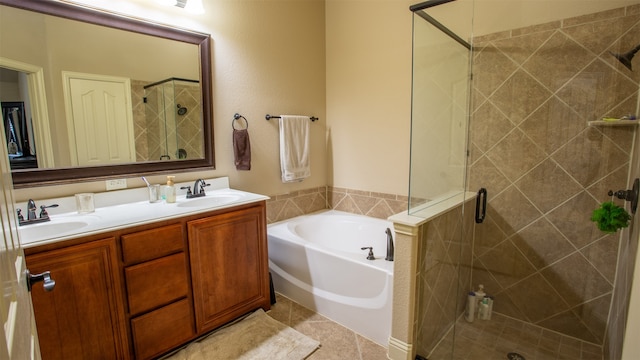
[{"x1": 267, "y1": 210, "x2": 394, "y2": 346}]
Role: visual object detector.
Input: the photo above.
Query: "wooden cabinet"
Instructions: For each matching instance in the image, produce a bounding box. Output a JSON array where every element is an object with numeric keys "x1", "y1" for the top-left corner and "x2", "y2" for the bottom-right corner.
[
  {"x1": 26, "y1": 201, "x2": 269, "y2": 360},
  {"x1": 26, "y1": 237, "x2": 129, "y2": 360},
  {"x1": 188, "y1": 205, "x2": 270, "y2": 333}
]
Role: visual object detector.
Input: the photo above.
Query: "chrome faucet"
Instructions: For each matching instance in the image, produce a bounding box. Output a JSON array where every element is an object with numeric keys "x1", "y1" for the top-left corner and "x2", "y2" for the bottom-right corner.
[
  {"x1": 187, "y1": 179, "x2": 211, "y2": 198},
  {"x1": 184, "y1": 179, "x2": 210, "y2": 199},
  {"x1": 385, "y1": 228, "x2": 394, "y2": 261},
  {"x1": 18, "y1": 199, "x2": 58, "y2": 226},
  {"x1": 361, "y1": 247, "x2": 375, "y2": 260}
]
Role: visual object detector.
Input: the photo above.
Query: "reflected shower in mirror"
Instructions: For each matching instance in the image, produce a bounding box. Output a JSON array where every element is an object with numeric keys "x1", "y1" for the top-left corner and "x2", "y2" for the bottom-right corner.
[{"x1": 142, "y1": 78, "x2": 202, "y2": 162}]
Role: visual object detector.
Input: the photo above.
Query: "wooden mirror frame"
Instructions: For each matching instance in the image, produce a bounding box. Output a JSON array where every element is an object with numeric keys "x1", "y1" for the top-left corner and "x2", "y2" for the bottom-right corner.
[{"x1": 0, "y1": 0, "x2": 214, "y2": 188}]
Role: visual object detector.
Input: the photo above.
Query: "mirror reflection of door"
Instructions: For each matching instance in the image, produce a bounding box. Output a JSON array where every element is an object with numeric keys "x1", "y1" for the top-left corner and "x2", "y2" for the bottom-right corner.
[
  {"x1": 1, "y1": 101, "x2": 37, "y2": 169},
  {"x1": 63, "y1": 72, "x2": 136, "y2": 167}
]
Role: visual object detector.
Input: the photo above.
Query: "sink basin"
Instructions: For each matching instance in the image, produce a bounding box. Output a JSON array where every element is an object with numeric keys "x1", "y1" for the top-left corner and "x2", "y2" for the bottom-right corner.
[
  {"x1": 19, "y1": 220, "x2": 90, "y2": 240},
  {"x1": 177, "y1": 194, "x2": 243, "y2": 208}
]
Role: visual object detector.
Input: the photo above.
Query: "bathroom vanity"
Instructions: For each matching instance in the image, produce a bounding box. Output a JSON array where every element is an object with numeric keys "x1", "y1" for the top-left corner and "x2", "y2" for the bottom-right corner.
[{"x1": 21, "y1": 179, "x2": 270, "y2": 359}]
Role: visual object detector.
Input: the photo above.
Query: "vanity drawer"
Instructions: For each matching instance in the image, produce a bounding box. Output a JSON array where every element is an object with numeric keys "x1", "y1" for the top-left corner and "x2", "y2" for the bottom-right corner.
[
  {"x1": 121, "y1": 224, "x2": 184, "y2": 264},
  {"x1": 131, "y1": 298, "x2": 195, "y2": 360},
  {"x1": 125, "y1": 252, "x2": 189, "y2": 316}
]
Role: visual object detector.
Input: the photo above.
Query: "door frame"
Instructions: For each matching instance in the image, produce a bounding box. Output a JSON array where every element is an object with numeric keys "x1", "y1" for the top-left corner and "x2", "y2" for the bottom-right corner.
[{"x1": 0, "y1": 57, "x2": 54, "y2": 168}]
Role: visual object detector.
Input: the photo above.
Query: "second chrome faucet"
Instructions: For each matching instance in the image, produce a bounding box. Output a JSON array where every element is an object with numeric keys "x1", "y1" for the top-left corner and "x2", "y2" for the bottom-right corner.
[{"x1": 181, "y1": 179, "x2": 211, "y2": 199}]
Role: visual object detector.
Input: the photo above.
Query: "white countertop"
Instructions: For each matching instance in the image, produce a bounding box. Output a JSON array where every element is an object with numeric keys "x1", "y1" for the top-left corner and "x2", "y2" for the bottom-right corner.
[{"x1": 18, "y1": 177, "x2": 269, "y2": 248}]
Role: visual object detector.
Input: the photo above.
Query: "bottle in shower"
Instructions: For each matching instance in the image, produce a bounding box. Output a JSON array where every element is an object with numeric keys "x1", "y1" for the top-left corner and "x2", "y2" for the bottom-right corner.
[
  {"x1": 474, "y1": 284, "x2": 485, "y2": 319},
  {"x1": 465, "y1": 291, "x2": 476, "y2": 322},
  {"x1": 478, "y1": 297, "x2": 490, "y2": 320}
]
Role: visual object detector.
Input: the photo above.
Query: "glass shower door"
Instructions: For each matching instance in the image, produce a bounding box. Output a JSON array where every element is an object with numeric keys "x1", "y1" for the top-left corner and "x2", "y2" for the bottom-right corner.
[
  {"x1": 408, "y1": 1, "x2": 474, "y2": 359},
  {"x1": 408, "y1": 4, "x2": 471, "y2": 216}
]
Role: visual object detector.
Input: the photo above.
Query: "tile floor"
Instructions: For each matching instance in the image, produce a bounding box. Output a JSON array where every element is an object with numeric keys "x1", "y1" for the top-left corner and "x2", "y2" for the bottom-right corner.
[
  {"x1": 426, "y1": 313, "x2": 603, "y2": 360},
  {"x1": 267, "y1": 293, "x2": 389, "y2": 360},
  {"x1": 165, "y1": 293, "x2": 607, "y2": 360}
]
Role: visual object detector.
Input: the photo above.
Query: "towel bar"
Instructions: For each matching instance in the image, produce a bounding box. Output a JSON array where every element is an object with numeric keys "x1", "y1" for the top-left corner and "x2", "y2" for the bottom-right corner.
[{"x1": 265, "y1": 114, "x2": 318, "y2": 122}]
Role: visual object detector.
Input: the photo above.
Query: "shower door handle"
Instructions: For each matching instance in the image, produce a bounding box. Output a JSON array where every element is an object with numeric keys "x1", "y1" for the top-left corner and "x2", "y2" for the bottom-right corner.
[{"x1": 475, "y1": 188, "x2": 487, "y2": 224}]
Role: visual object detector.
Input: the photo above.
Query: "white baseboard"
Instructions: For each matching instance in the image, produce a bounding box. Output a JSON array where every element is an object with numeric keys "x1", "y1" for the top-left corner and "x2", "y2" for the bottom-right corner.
[{"x1": 387, "y1": 336, "x2": 413, "y2": 360}]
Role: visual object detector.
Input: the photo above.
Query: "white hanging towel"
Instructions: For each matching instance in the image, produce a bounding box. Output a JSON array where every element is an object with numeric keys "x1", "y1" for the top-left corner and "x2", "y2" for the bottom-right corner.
[{"x1": 279, "y1": 115, "x2": 311, "y2": 183}]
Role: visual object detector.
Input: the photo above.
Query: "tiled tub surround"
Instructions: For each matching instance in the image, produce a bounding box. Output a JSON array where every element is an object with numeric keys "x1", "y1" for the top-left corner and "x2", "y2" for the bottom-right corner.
[
  {"x1": 265, "y1": 186, "x2": 409, "y2": 223},
  {"x1": 266, "y1": 187, "x2": 328, "y2": 223},
  {"x1": 467, "y1": 4, "x2": 640, "y2": 359}
]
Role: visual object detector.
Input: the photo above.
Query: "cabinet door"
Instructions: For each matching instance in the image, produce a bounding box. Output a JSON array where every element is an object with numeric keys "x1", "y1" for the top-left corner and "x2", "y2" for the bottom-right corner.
[
  {"x1": 26, "y1": 238, "x2": 129, "y2": 360},
  {"x1": 188, "y1": 205, "x2": 269, "y2": 333}
]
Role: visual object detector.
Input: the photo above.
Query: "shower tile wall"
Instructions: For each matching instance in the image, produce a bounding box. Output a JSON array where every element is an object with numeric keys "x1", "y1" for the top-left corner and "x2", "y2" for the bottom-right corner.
[
  {"x1": 415, "y1": 200, "x2": 475, "y2": 357},
  {"x1": 144, "y1": 83, "x2": 165, "y2": 161},
  {"x1": 174, "y1": 81, "x2": 203, "y2": 160},
  {"x1": 468, "y1": 4, "x2": 640, "y2": 356},
  {"x1": 131, "y1": 80, "x2": 148, "y2": 161},
  {"x1": 131, "y1": 80, "x2": 202, "y2": 162}
]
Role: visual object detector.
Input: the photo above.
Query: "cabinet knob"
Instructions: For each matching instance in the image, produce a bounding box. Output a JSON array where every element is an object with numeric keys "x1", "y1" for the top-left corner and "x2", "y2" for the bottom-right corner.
[{"x1": 26, "y1": 269, "x2": 56, "y2": 292}]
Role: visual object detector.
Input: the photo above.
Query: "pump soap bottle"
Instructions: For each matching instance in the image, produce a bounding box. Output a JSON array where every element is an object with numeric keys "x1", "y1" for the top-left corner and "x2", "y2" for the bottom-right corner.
[
  {"x1": 165, "y1": 176, "x2": 176, "y2": 203},
  {"x1": 474, "y1": 284, "x2": 485, "y2": 319}
]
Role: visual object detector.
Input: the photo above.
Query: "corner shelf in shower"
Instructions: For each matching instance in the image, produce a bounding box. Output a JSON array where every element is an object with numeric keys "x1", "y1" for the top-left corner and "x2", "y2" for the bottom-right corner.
[{"x1": 588, "y1": 120, "x2": 639, "y2": 127}]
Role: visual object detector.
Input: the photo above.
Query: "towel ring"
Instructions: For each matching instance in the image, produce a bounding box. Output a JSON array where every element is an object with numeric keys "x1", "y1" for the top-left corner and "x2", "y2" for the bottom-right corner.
[{"x1": 232, "y1": 113, "x2": 248, "y2": 130}]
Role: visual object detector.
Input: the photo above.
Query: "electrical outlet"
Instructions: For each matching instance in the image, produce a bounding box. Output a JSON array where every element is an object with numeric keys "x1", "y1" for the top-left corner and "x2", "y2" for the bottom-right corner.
[{"x1": 106, "y1": 179, "x2": 127, "y2": 191}]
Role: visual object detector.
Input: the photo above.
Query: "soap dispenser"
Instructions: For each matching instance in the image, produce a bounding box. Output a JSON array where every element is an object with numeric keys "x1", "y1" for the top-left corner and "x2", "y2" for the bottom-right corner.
[
  {"x1": 474, "y1": 284, "x2": 485, "y2": 318},
  {"x1": 165, "y1": 176, "x2": 176, "y2": 203}
]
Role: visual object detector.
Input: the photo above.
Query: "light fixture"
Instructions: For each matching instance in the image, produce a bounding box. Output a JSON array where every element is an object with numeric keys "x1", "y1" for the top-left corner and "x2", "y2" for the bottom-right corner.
[
  {"x1": 183, "y1": 0, "x2": 203, "y2": 13},
  {"x1": 156, "y1": 0, "x2": 203, "y2": 13}
]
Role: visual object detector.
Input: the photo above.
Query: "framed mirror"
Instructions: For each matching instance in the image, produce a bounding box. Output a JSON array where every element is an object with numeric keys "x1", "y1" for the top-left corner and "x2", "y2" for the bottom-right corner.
[{"x1": 0, "y1": 0, "x2": 214, "y2": 188}]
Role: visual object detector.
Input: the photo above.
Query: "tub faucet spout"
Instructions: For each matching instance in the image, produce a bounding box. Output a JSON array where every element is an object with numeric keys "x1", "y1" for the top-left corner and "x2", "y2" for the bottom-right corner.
[{"x1": 385, "y1": 228, "x2": 394, "y2": 261}]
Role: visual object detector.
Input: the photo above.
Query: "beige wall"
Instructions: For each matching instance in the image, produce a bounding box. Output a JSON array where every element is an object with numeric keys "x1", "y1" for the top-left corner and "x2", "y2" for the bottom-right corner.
[
  {"x1": 11, "y1": 2, "x2": 640, "y2": 220},
  {"x1": 26, "y1": 0, "x2": 638, "y2": 201},
  {"x1": 14, "y1": 0, "x2": 415, "y2": 201},
  {"x1": 325, "y1": 0, "x2": 412, "y2": 196},
  {"x1": 13, "y1": 0, "x2": 327, "y2": 201}
]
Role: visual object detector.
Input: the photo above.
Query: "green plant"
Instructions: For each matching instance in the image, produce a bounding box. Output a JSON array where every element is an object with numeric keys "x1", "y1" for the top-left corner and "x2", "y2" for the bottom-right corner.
[{"x1": 591, "y1": 201, "x2": 631, "y2": 233}]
